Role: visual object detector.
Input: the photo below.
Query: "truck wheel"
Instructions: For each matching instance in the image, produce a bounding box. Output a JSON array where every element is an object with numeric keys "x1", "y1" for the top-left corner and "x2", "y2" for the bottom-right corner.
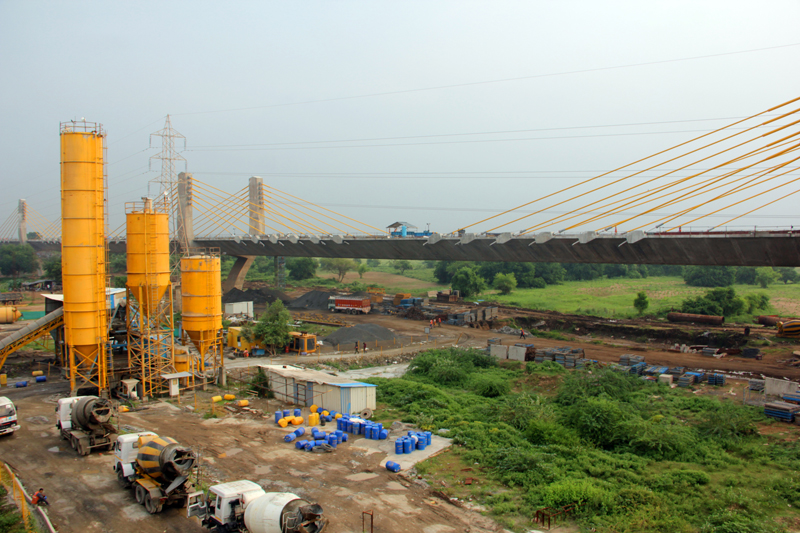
[
  {"x1": 76, "y1": 440, "x2": 87, "y2": 456},
  {"x1": 70, "y1": 436, "x2": 77, "y2": 450},
  {"x1": 135, "y1": 484, "x2": 146, "y2": 505},
  {"x1": 144, "y1": 494, "x2": 160, "y2": 514},
  {"x1": 117, "y1": 469, "x2": 131, "y2": 489}
]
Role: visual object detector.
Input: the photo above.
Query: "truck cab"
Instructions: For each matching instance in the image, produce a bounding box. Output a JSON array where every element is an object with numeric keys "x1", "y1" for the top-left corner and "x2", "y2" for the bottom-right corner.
[
  {"x1": 0, "y1": 397, "x2": 20, "y2": 436},
  {"x1": 55, "y1": 397, "x2": 81, "y2": 431},
  {"x1": 113, "y1": 432, "x2": 158, "y2": 484},
  {"x1": 188, "y1": 480, "x2": 266, "y2": 529}
]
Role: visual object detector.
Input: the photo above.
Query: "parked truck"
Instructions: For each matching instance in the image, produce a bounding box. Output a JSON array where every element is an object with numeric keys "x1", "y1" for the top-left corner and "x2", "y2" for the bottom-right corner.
[
  {"x1": 327, "y1": 296, "x2": 370, "y2": 314},
  {"x1": 188, "y1": 479, "x2": 327, "y2": 533},
  {"x1": 114, "y1": 433, "x2": 197, "y2": 514},
  {"x1": 0, "y1": 396, "x2": 20, "y2": 436},
  {"x1": 56, "y1": 396, "x2": 116, "y2": 455}
]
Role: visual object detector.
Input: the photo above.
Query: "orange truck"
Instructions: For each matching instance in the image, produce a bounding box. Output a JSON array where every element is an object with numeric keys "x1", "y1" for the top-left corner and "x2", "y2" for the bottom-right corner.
[{"x1": 327, "y1": 296, "x2": 371, "y2": 314}]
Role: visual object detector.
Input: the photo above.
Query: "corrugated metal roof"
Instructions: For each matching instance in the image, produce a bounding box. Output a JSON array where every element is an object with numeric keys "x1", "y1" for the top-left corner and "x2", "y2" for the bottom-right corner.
[{"x1": 259, "y1": 364, "x2": 376, "y2": 388}]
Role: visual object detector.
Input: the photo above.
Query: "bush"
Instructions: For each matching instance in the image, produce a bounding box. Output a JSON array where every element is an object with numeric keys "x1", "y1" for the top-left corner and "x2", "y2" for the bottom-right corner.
[
  {"x1": 684, "y1": 266, "x2": 735, "y2": 287},
  {"x1": 493, "y1": 273, "x2": 517, "y2": 295},
  {"x1": 531, "y1": 277, "x2": 547, "y2": 288},
  {"x1": 451, "y1": 267, "x2": 487, "y2": 298},
  {"x1": 471, "y1": 375, "x2": 511, "y2": 397},
  {"x1": 680, "y1": 287, "x2": 744, "y2": 317}
]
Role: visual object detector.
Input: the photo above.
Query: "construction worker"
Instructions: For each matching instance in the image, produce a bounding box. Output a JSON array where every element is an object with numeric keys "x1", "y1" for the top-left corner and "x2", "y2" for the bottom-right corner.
[
  {"x1": 363, "y1": 342, "x2": 367, "y2": 353},
  {"x1": 438, "y1": 317, "x2": 442, "y2": 327},
  {"x1": 519, "y1": 329, "x2": 526, "y2": 340},
  {"x1": 32, "y1": 488, "x2": 48, "y2": 506},
  {"x1": 354, "y1": 342, "x2": 359, "y2": 354}
]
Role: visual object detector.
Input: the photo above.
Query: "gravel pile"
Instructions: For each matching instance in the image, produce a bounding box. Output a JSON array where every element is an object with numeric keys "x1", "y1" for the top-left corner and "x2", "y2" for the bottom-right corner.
[
  {"x1": 288, "y1": 290, "x2": 334, "y2": 310},
  {"x1": 324, "y1": 323, "x2": 399, "y2": 345},
  {"x1": 222, "y1": 287, "x2": 291, "y2": 305}
]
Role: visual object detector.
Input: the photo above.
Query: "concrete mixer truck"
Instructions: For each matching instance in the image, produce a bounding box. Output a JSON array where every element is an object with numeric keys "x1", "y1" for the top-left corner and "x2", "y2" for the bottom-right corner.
[
  {"x1": 187, "y1": 480, "x2": 328, "y2": 533},
  {"x1": 114, "y1": 433, "x2": 197, "y2": 514},
  {"x1": 55, "y1": 396, "x2": 116, "y2": 456}
]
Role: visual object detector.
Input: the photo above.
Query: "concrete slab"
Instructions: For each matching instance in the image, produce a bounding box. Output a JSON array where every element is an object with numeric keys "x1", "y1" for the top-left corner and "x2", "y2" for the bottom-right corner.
[
  {"x1": 351, "y1": 434, "x2": 452, "y2": 471},
  {"x1": 339, "y1": 363, "x2": 410, "y2": 379}
]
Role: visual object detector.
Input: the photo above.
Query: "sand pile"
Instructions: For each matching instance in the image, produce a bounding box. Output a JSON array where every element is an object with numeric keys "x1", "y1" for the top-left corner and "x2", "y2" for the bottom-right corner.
[
  {"x1": 324, "y1": 323, "x2": 399, "y2": 345},
  {"x1": 288, "y1": 290, "x2": 334, "y2": 310}
]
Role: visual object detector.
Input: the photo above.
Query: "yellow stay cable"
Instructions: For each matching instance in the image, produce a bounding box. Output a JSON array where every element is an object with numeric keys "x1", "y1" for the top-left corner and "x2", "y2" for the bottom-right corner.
[
  {"x1": 617, "y1": 142, "x2": 800, "y2": 231},
  {"x1": 519, "y1": 126, "x2": 800, "y2": 234},
  {"x1": 712, "y1": 186, "x2": 800, "y2": 230},
  {"x1": 456, "y1": 97, "x2": 800, "y2": 234},
  {"x1": 191, "y1": 195, "x2": 253, "y2": 237},
  {"x1": 623, "y1": 156, "x2": 800, "y2": 232},
  {"x1": 668, "y1": 168, "x2": 800, "y2": 232},
  {"x1": 191, "y1": 184, "x2": 263, "y2": 234},
  {"x1": 252, "y1": 189, "x2": 330, "y2": 235},
  {"x1": 260, "y1": 185, "x2": 360, "y2": 235},
  {"x1": 256, "y1": 188, "x2": 348, "y2": 235},
  {"x1": 263, "y1": 184, "x2": 388, "y2": 235},
  {"x1": 558, "y1": 136, "x2": 800, "y2": 232}
]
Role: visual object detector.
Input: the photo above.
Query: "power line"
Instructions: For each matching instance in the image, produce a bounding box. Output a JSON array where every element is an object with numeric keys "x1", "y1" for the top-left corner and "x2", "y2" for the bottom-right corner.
[{"x1": 173, "y1": 42, "x2": 800, "y2": 117}]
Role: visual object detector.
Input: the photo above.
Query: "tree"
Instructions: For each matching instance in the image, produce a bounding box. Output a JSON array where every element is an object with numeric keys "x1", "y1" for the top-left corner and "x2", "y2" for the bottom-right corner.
[
  {"x1": 562, "y1": 263, "x2": 603, "y2": 281},
  {"x1": 287, "y1": 257, "x2": 316, "y2": 280},
  {"x1": 391, "y1": 260, "x2": 413, "y2": 275},
  {"x1": 433, "y1": 261, "x2": 471, "y2": 284},
  {"x1": 633, "y1": 291, "x2": 649, "y2": 315},
  {"x1": 109, "y1": 253, "x2": 127, "y2": 274},
  {"x1": 683, "y1": 266, "x2": 735, "y2": 287},
  {"x1": 778, "y1": 267, "x2": 800, "y2": 284},
  {"x1": 493, "y1": 273, "x2": 517, "y2": 295},
  {"x1": 26, "y1": 231, "x2": 42, "y2": 240},
  {"x1": 366, "y1": 258, "x2": 381, "y2": 267},
  {"x1": 357, "y1": 263, "x2": 368, "y2": 279},
  {"x1": 320, "y1": 258, "x2": 358, "y2": 282},
  {"x1": 240, "y1": 300, "x2": 293, "y2": 356},
  {"x1": 478, "y1": 262, "x2": 536, "y2": 288},
  {"x1": 754, "y1": 267, "x2": 780, "y2": 288},
  {"x1": 680, "y1": 287, "x2": 744, "y2": 317},
  {"x1": 0, "y1": 244, "x2": 38, "y2": 276},
  {"x1": 43, "y1": 255, "x2": 62, "y2": 283},
  {"x1": 451, "y1": 267, "x2": 487, "y2": 298}
]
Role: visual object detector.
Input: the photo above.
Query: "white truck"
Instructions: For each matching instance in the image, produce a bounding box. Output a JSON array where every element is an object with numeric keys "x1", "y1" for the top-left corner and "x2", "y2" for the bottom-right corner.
[
  {"x1": 187, "y1": 480, "x2": 328, "y2": 533},
  {"x1": 112, "y1": 432, "x2": 157, "y2": 486},
  {"x1": 55, "y1": 396, "x2": 116, "y2": 455},
  {"x1": 0, "y1": 396, "x2": 20, "y2": 436}
]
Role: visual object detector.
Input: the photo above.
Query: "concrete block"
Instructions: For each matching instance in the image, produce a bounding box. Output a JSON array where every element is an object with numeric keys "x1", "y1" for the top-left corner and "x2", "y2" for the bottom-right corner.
[
  {"x1": 508, "y1": 346, "x2": 526, "y2": 361},
  {"x1": 490, "y1": 345, "x2": 508, "y2": 359}
]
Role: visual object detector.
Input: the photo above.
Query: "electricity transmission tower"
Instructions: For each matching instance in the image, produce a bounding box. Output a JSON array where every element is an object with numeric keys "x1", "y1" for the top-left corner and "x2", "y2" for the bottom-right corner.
[{"x1": 150, "y1": 115, "x2": 187, "y2": 243}]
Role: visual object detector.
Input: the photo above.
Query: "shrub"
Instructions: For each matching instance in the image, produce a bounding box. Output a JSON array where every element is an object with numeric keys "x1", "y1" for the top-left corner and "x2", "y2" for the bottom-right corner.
[{"x1": 471, "y1": 375, "x2": 511, "y2": 397}]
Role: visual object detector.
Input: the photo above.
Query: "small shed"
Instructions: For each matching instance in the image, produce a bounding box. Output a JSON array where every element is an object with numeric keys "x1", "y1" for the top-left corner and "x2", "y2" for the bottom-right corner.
[{"x1": 260, "y1": 364, "x2": 376, "y2": 415}]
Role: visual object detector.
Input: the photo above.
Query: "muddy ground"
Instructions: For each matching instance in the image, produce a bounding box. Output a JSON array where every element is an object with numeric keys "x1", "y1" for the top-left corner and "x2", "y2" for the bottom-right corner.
[{"x1": 0, "y1": 388, "x2": 506, "y2": 533}]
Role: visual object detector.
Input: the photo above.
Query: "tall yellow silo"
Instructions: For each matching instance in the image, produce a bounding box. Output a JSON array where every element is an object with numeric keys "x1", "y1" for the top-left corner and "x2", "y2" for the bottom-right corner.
[
  {"x1": 60, "y1": 122, "x2": 109, "y2": 395},
  {"x1": 125, "y1": 198, "x2": 175, "y2": 398},
  {"x1": 181, "y1": 251, "x2": 222, "y2": 373}
]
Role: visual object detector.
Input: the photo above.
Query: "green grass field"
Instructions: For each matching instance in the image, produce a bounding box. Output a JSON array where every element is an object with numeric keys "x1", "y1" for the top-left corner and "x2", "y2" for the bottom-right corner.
[{"x1": 483, "y1": 276, "x2": 800, "y2": 320}]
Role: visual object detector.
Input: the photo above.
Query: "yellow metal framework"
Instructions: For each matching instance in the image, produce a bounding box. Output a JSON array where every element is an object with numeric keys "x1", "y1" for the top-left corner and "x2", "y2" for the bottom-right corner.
[{"x1": 125, "y1": 199, "x2": 175, "y2": 398}]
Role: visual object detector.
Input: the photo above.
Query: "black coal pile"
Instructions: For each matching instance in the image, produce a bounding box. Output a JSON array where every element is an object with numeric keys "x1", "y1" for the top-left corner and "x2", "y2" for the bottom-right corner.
[
  {"x1": 222, "y1": 287, "x2": 291, "y2": 305},
  {"x1": 288, "y1": 290, "x2": 334, "y2": 310}
]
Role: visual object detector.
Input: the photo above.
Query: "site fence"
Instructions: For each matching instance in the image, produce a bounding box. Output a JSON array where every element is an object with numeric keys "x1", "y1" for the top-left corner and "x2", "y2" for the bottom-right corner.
[{"x1": 0, "y1": 460, "x2": 57, "y2": 533}]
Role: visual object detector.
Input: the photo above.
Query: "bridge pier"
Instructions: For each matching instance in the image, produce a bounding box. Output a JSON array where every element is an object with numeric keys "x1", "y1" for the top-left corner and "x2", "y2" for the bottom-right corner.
[{"x1": 222, "y1": 256, "x2": 254, "y2": 293}]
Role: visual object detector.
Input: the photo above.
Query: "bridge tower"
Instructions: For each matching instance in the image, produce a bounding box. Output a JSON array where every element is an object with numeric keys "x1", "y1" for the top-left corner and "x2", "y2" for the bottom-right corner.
[{"x1": 17, "y1": 200, "x2": 26, "y2": 244}]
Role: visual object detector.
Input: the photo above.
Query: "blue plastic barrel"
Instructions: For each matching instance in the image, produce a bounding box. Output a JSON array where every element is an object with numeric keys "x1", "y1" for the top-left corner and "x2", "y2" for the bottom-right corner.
[
  {"x1": 336, "y1": 419, "x2": 342, "y2": 431},
  {"x1": 327, "y1": 435, "x2": 338, "y2": 448},
  {"x1": 386, "y1": 461, "x2": 401, "y2": 472},
  {"x1": 15, "y1": 381, "x2": 27, "y2": 388},
  {"x1": 395, "y1": 440, "x2": 404, "y2": 454},
  {"x1": 341, "y1": 433, "x2": 348, "y2": 442},
  {"x1": 403, "y1": 438, "x2": 413, "y2": 454},
  {"x1": 35, "y1": 375, "x2": 47, "y2": 383},
  {"x1": 275, "y1": 411, "x2": 283, "y2": 424},
  {"x1": 304, "y1": 442, "x2": 314, "y2": 451},
  {"x1": 376, "y1": 423, "x2": 383, "y2": 431},
  {"x1": 346, "y1": 420, "x2": 353, "y2": 433},
  {"x1": 293, "y1": 408, "x2": 301, "y2": 417},
  {"x1": 416, "y1": 440, "x2": 426, "y2": 451},
  {"x1": 283, "y1": 409, "x2": 291, "y2": 417},
  {"x1": 335, "y1": 430, "x2": 344, "y2": 440},
  {"x1": 296, "y1": 440, "x2": 308, "y2": 449},
  {"x1": 325, "y1": 415, "x2": 332, "y2": 422},
  {"x1": 315, "y1": 439, "x2": 326, "y2": 447},
  {"x1": 380, "y1": 429, "x2": 389, "y2": 440},
  {"x1": 424, "y1": 431, "x2": 432, "y2": 445},
  {"x1": 294, "y1": 427, "x2": 305, "y2": 437},
  {"x1": 284, "y1": 433, "x2": 296, "y2": 443}
]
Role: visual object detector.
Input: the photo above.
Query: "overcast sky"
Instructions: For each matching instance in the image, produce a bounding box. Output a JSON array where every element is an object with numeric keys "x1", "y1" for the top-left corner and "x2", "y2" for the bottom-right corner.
[{"x1": 1, "y1": 1, "x2": 799, "y2": 238}]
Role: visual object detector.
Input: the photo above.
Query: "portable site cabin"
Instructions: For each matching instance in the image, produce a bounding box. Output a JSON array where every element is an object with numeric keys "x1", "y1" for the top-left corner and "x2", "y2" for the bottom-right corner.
[{"x1": 259, "y1": 364, "x2": 376, "y2": 415}]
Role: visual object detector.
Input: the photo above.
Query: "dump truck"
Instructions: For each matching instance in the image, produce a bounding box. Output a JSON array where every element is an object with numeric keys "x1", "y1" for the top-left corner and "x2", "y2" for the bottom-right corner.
[
  {"x1": 188, "y1": 479, "x2": 328, "y2": 533},
  {"x1": 0, "y1": 396, "x2": 20, "y2": 436},
  {"x1": 327, "y1": 296, "x2": 370, "y2": 314},
  {"x1": 55, "y1": 396, "x2": 116, "y2": 455},
  {"x1": 114, "y1": 433, "x2": 197, "y2": 514}
]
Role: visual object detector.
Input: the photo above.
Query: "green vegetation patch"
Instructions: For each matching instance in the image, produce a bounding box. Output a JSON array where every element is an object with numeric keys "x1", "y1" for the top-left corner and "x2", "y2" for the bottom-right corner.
[{"x1": 367, "y1": 347, "x2": 800, "y2": 532}]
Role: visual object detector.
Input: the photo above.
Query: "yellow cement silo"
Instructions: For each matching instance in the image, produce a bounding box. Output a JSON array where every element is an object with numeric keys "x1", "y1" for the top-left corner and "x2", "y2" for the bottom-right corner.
[
  {"x1": 125, "y1": 198, "x2": 174, "y2": 398},
  {"x1": 60, "y1": 122, "x2": 108, "y2": 395},
  {"x1": 181, "y1": 252, "x2": 222, "y2": 372}
]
